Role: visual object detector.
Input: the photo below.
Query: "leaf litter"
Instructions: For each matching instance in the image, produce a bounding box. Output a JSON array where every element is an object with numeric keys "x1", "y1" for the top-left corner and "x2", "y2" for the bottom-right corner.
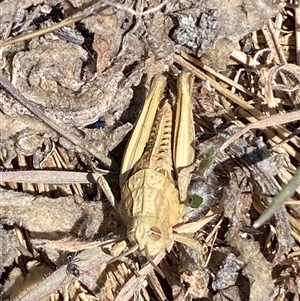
[{"x1": 0, "y1": 0, "x2": 299, "y2": 301}]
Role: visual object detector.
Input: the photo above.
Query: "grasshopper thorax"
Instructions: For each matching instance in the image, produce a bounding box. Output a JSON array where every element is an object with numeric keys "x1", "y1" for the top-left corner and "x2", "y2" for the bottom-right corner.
[{"x1": 127, "y1": 215, "x2": 171, "y2": 257}]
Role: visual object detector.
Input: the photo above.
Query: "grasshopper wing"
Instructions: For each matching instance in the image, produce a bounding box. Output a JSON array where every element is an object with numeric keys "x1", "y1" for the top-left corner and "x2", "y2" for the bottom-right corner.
[
  {"x1": 173, "y1": 72, "x2": 195, "y2": 202},
  {"x1": 120, "y1": 75, "x2": 167, "y2": 186}
]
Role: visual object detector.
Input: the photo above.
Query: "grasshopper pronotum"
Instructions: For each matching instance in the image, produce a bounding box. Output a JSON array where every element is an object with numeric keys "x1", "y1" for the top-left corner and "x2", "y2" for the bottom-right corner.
[{"x1": 117, "y1": 71, "x2": 197, "y2": 260}]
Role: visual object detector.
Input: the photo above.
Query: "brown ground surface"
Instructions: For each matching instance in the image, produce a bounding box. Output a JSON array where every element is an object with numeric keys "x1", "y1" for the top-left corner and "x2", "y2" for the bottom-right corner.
[{"x1": 0, "y1": 1, "x2": 299, "y2": 301}]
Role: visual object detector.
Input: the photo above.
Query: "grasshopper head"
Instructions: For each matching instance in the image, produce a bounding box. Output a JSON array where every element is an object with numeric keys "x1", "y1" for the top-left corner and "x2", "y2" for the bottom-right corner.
[{"x1": 127, "y1": 216, "x2": 170, "y2": 257}]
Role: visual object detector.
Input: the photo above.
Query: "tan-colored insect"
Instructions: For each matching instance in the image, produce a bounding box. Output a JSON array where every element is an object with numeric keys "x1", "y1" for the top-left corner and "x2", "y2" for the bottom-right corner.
[{"x1": 117, "y1": 72, "x2": 196, "y2": 259}]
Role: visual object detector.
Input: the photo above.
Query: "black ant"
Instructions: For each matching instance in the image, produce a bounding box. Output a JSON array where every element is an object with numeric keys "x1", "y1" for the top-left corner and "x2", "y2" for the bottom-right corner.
[
  {"x1": 66, "y1": 253, "x2": 81, "y2": 277},
  {"x1": 62, "y1": 252, "x2": 92, "y2": 286},
  {"x1": 60, "y1": 253, "x2": 82, "y2": 287}
]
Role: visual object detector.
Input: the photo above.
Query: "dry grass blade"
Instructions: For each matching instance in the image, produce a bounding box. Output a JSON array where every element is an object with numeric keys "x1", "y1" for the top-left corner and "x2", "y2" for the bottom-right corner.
[
  {"x1": 0, "y1": 15, "x2": 88, "y2": 48},
  {"x1": 260, "y1": 63, "x2": 300, "y2": 107},
  {"x1": 220, "y1": 110, "x2": 300, "y2": 151},
  {"x1": 0, "y1": 170, "x2": 103, "y2": 184}
]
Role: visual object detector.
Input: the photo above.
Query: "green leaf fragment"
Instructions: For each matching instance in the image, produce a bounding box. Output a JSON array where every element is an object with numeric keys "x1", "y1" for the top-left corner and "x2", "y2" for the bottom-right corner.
[
  {"x1": 188, "y1": 194, "x2": 203, "y2": 208},
  {"x1": 195, "y1": 144, "x2": 216, "y2": 175}
]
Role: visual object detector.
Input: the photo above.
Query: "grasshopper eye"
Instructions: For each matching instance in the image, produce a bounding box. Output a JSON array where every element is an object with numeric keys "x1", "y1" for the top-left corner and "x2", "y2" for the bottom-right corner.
[{"x1": 148, "y1": 227, "x2": 161, "y2": 241}]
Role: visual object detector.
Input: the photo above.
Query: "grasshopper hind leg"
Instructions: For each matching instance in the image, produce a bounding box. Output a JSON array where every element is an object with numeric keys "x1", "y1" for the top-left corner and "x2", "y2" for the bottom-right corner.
[{"x1": 171, "y1": 233, "x2": 204, "y2": 265}]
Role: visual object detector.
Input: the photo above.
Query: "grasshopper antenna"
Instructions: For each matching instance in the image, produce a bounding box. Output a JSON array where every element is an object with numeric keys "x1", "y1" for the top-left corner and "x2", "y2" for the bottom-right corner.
[{"x1": 107, "y1": 244, "x2": 139, "y2": 265}]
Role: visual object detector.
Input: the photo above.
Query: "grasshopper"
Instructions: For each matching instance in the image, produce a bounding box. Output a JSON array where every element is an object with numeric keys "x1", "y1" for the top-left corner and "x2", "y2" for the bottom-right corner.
[{"x1": 117, "y1": 72, "x2": 196, "y2": 259}]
